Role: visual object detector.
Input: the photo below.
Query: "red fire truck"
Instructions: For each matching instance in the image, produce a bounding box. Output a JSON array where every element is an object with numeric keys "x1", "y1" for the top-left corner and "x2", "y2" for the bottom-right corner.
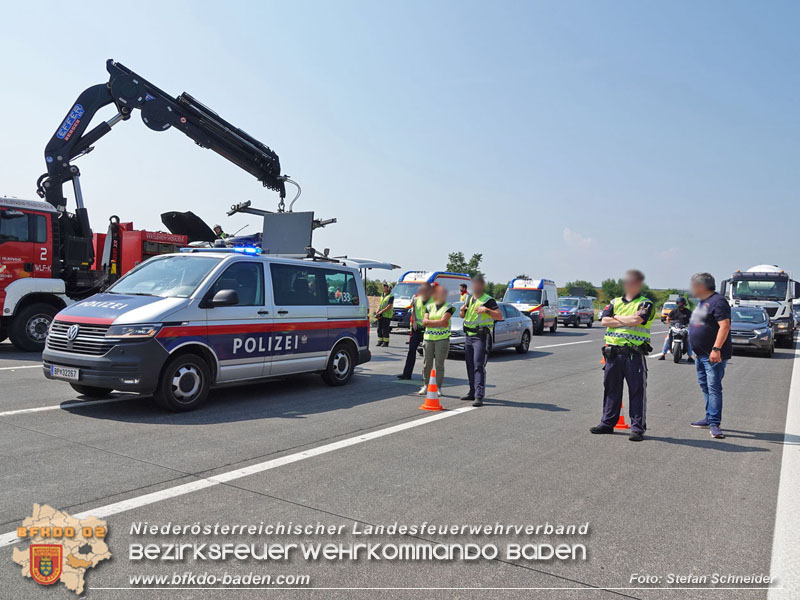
[{"x1": 1, "y1": 59, "x2": 287, "y2": 351}]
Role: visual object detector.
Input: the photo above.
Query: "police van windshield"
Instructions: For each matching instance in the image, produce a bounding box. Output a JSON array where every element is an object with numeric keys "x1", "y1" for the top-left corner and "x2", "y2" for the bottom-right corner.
[
  {"x1": 558, "y1": 298, "x2": 579, "y2": 308},
  {"x1": 504, "y1": 289, "x2": 542, "y2": 304},
  {"x1": 392, "y1": 282, "x2": 421, "y2": 299},
  {"x1": 108, "y1": 255, "x2": 222, "y2": 298}
]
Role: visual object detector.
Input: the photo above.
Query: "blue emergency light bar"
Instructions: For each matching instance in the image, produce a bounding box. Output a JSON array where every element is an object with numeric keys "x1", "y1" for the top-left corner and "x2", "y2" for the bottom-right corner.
[{"x1": 179, "y1": 246, "x2": 262, "y2": 254}]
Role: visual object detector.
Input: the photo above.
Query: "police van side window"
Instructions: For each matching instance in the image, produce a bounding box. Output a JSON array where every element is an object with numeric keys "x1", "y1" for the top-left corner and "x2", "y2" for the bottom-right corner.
[
  {"x1": 208, "y1": 262, "x2": 264, "y2": 306},
  {"x1": 271, "y1": 263, "x2": 323, "y2": 306},
  {"x1": 324, "y1": 270, "x2": 359, "y2": 305}
]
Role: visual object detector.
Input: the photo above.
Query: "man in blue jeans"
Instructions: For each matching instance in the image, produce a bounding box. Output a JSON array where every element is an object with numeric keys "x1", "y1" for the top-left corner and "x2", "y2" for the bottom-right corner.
[{"x1": 688, "y1": 273, "x2": 732, "y2": 439}]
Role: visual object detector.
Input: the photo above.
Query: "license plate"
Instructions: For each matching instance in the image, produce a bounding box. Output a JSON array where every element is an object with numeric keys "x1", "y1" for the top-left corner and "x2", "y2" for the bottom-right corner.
[
  {"x1": 50, "y1": 365, "x2": 80, "y2": 381},
  {"x1": 732, "y1": 337, "x2": 747, "y2": 344}
]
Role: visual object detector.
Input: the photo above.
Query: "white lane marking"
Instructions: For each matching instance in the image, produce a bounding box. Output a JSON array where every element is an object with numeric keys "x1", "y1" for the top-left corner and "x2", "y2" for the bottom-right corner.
[
  {"x1": 0, "y1": 365, "x2": 41, "y2": 371},
  {"x1": 0, "y1": 397, "x2": 134, "y2": 417},
  {"x1": 0, "y1": 406, "x2": 477, "y2": 548},
  {"x1": 534, "y1": 340, "x2": 594, "y2": 349},
  {"x1": 768, "y1": 339, "x2": 800, "y2": 599}
]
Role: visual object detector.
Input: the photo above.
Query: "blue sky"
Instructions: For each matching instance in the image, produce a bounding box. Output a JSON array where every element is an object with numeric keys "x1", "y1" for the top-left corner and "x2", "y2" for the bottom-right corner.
[{"x1": 1, "y1": 1, "x2": 798, "y2": 289}]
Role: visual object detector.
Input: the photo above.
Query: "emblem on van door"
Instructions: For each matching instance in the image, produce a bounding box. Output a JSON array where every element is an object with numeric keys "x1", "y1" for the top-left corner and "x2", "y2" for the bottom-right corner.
[{"x1": 66, "y1": 325, "x2": 80, "y2": 341}]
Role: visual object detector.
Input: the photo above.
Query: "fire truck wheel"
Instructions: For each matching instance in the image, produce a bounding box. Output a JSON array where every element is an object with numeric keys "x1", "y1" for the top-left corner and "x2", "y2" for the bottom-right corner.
[
  {"x1": 153, "y1": 353, "x2": 211, "y2": 412},
  {"x1": 9, "y1": 303, "x2": 58, "y2": 352},
  {"x1": 69, "y1": 384, "x2": 113, "y2": 398}
]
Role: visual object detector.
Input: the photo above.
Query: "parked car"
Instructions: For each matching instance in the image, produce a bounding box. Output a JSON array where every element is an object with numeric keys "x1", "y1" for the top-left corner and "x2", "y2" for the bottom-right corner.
[
  {"x1": 419, "y1": 302, "x2": 533, "y2": 356},
  {"x1": 557, "y1": 297, "x2": 594, "y2": 327},
  {"x1": 730, "y1": 306, "x2": 774, "y2": 357}
]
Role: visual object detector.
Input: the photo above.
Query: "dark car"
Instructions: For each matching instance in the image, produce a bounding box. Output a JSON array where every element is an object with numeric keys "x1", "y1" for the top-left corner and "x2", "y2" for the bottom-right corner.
[{"x1": 730, "y1": 306, "x2": 774, "y2": 357}]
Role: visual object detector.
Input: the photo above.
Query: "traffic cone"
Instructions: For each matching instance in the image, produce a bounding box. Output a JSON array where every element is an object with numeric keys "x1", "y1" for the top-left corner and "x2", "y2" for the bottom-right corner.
[
  {"x1": 615, "y1": 400, "x2": 630, "y2": 430},
  {"x1": 419, "y1": 368, "x2": 443, "y2": 411}
]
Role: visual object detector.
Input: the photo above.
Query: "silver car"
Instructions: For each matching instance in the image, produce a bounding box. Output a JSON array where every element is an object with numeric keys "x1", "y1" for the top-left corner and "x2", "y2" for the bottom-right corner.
[{"x1": 449, "y1": 302, "x2": 533, "y2": 354}]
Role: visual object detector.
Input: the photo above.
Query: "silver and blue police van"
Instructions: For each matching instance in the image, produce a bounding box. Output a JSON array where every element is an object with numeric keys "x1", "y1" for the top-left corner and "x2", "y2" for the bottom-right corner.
[{"x1": 42, "y1": 249, "x2": 370, "y2": 411}]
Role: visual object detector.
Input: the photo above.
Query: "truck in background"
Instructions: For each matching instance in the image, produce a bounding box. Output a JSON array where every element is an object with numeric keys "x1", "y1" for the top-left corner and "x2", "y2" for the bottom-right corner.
[
  {"x1": 389, "y1": 271, "x2": 470, "y2": 329},
  {"x1": 502, "y1": 278, "x2": 559, "y2": 335},
  {"x1": 721, "y1": 265, "x2": 800, "y2": 347}
]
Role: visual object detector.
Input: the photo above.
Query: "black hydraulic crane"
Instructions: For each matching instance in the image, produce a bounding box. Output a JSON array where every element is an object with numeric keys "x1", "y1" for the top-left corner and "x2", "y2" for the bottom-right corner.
[{"x1": 36, "y1": 59, "x2": 287, "y2": 274}]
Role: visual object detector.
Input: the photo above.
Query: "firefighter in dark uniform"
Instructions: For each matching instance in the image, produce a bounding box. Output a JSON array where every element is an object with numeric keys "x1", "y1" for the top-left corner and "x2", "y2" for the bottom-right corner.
[
  {"x1": 459, "y1": 275, "x2": 502, "y2": 407},
  {"x1": 591, "y1": 269, "x2": 655, "y2": 441},
  {"x1": 375, "y1": 283, "x2": 394, "y2": 347},
  {"x1": 397, "y1": 283, "x2": 433, "y2": 380}
]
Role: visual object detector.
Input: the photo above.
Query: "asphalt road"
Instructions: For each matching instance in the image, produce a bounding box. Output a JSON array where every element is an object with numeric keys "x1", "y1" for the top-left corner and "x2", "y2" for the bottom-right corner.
[{"x1": 0, "y1": 322, "x2": 796, "y2": 599}]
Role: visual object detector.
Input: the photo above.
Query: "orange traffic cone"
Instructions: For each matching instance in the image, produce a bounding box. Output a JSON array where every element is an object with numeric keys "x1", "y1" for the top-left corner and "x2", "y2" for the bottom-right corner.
[
  {"x1": 419, "y1": 368, "x2": 443, "y2": 411},
  {"x1": 615, "y1": 400, "x2": 630, "y2": 430}
]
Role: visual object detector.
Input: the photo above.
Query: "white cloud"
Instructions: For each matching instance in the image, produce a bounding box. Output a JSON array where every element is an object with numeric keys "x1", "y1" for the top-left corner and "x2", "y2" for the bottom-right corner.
[
  {"x1": 562, "y1": 227, "x2": 593, "y2": 249},
  {"x1": 658, "y1": 247, "x2": 679, "y2": 260}
]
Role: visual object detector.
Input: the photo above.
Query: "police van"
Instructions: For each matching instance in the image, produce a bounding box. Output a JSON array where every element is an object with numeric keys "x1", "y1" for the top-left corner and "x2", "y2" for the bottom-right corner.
[
  {"x1": 502, "y1": 278, "x2": 559, "y2": 334},
  {"x1": 389, "y1": 270, "x2": 471, "y2": 328},
  {"x1": 42, "y1": 249, "x2": 370, "y2": 411}
]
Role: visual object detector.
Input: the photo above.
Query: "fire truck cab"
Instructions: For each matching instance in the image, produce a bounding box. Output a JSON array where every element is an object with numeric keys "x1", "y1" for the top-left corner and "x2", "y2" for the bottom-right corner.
[{"x1": 0, "y1": 197, "x2": 68, "y2": 350}]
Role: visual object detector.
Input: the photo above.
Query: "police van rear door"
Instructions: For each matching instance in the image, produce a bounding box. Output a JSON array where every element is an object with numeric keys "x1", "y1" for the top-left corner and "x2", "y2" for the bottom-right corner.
[
  {"x1": 205, "y1": 260, "x2": 273, "y2": 382},
  {"x1": 269, "y1": 262, "x2": 330, "y2": 375}
]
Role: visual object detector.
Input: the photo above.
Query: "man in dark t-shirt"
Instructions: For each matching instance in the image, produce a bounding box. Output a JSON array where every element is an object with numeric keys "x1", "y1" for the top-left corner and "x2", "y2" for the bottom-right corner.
[{"x1": 688, "y1": 273, "x2": 732, "y2": 439}]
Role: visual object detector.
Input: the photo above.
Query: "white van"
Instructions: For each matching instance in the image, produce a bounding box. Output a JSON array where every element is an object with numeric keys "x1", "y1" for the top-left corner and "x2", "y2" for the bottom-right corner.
[
  {"x1": 389, "y1": 270, "x2": 470, "y2": 328},
  {"x1": 502, "y1": 278, "x2": 559, "y2": 334},
  {"x1": 42, "y1": 249, "x2": 370, "y2": 411}
]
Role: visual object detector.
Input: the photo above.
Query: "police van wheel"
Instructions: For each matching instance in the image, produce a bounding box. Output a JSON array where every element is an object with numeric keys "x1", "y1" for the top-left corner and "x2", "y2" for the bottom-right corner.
[
  {"x1": 154, "y1": 353, "x2": 211, "y2": 412},
  {"x1": 69, "y1": 383, "x2": 113, "y2": 398},
  {"x1": 549, "y1": 320, "x2": 557, "y2": 333},
  {"x1": 322, "y1": 343, "x2": 356, "y2": 386},
  {"x1": 9, "y1": 303, "x2": 57, "y2": 352},
  {"x1": 516, "y1": 331, "x2": 531, "y2": 354}
]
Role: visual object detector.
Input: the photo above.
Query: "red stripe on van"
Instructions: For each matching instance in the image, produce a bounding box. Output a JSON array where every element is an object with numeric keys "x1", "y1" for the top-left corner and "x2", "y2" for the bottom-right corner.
[
  {"x1": 54, "y1": 315, "x2": 116, "y2": 325},
  {"x1": 158, "y1": 319, "x2": 368, "y2": 338}
]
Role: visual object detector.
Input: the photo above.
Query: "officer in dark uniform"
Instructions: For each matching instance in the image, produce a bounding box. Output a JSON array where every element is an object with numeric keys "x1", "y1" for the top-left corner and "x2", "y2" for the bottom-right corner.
[
  {"x1": 459, "y1": 275, "x2": 502, "y2": 407},
  {"x1": 397, "y1": 283, "x2": 433, "y2": 380},
  {"x1": 590, "y1": 269, "x2": 655, "y2": 442},
  {"x1": 374, "y1": 283, "x2": 394, "y2": 347}
]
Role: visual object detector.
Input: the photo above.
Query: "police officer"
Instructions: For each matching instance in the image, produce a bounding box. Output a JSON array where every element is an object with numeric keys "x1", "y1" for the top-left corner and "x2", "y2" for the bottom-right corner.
[
  {"x1": 591, "y1": 269, "x2": 655, "y2": 441},
  {"x1": 375, "y1": 283, "x2": 394, "y2": 347},
  {"x1": 397, "y1": 283, "x2": 433, "y2": 380},
  {"x1": 419, "y1": 284, "x2": 455, "y2": 394},
  {"x1": 459, "y1": 275, "x2": 502, "y2": 407},
  {"x1": 459, "y1": 283, "x2": 468, "y2": 303}
]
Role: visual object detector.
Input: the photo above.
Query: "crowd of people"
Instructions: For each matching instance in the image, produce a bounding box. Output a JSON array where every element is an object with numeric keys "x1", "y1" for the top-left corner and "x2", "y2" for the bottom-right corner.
[{"x1": 374, "y1": 269, "x2": 733, "y2": 440}]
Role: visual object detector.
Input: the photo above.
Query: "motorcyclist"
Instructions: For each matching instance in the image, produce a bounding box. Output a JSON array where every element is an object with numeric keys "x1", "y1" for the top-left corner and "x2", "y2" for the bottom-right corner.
[{"x1": 658, "y1": 297, "x2": 693, "y2": 362}]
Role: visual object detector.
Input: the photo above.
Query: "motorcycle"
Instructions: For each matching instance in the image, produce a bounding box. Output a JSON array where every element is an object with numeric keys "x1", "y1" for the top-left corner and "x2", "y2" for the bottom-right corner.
[{"x1": 669, "y1": 323, "x2": 690, "y2": 363}]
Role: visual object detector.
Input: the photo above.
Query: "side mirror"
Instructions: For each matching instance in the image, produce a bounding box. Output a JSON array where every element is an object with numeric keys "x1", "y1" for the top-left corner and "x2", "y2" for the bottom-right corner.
[
  {"x1": 794, "y1": 281, "x2": 800, "y2": 299},
  {"x1": 543, "y1": 299, "x2": 549, "y2": 306},
  {"x1": 205, "y1": 289, "x2": 239, "y2": 308}
]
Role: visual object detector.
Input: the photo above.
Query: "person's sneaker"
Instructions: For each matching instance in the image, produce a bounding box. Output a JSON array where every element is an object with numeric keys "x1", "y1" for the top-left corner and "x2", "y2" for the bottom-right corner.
[
  {"x1": 628, "y1": 432, "x2": 644, "y2": 442},
  {"x1": 460, "y1": 394, "x2": 475, "y2": 402},
  {"x1": 690, "y1": 418, "x2": 710, "y2": 428},
  {"x1": 396, "y1": 374, "x2": 411, "y2": 380},
  {"x1": 417, "y1": 385, "x2": 427, "y2": 395},
  {"x1": 472, "y1": 398, "x2": 483, "y2": 407},
  {"x1": 687, "y1": 356, "x2": 694, "y2": 363},
  {"x1": 589, "y1": 425, "x2": 614, "y2": 434},
  {"x1": 658, "y1": 354, "x2": 666, "y2": 360},
  {"x1": 709, "y1": 425, "x2": 725, "y2": 439}
]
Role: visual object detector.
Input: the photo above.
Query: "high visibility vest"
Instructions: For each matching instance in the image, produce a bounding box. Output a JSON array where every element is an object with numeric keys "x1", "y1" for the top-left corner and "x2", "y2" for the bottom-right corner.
[
  {"x1": 377, "y1": 293, "x2": 392, "y2": 317},
  {"x1": 412, "y1": 296, "x2": 431, "y2": 330},
  {"x1": 464, "y1": 293, "x2": 494, "y2": 335},
  {"x1": 604, "y1": 295, "x2": 655, "y2": 347},
  {"x1": 424, "y1": 303, "x2": 453, "y2": 341},
  {"x1": 460, "y1": 292, "x2": 468, "y2": 302}
]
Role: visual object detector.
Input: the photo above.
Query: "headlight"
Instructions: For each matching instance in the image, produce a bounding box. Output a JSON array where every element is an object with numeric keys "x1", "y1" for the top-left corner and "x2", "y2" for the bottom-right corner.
[
  {"x1": 105, "y1": 324, "x2": 162, "y2": 338},
  {"x1": 776, "y1": 322, "x2": 790, "y2": 330}
]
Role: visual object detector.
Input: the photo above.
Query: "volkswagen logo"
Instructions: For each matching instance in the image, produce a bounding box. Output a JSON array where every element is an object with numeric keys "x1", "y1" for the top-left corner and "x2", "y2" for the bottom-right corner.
[{"x1": 66, "y1": 324, "x2": 80, "y2": 341}]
